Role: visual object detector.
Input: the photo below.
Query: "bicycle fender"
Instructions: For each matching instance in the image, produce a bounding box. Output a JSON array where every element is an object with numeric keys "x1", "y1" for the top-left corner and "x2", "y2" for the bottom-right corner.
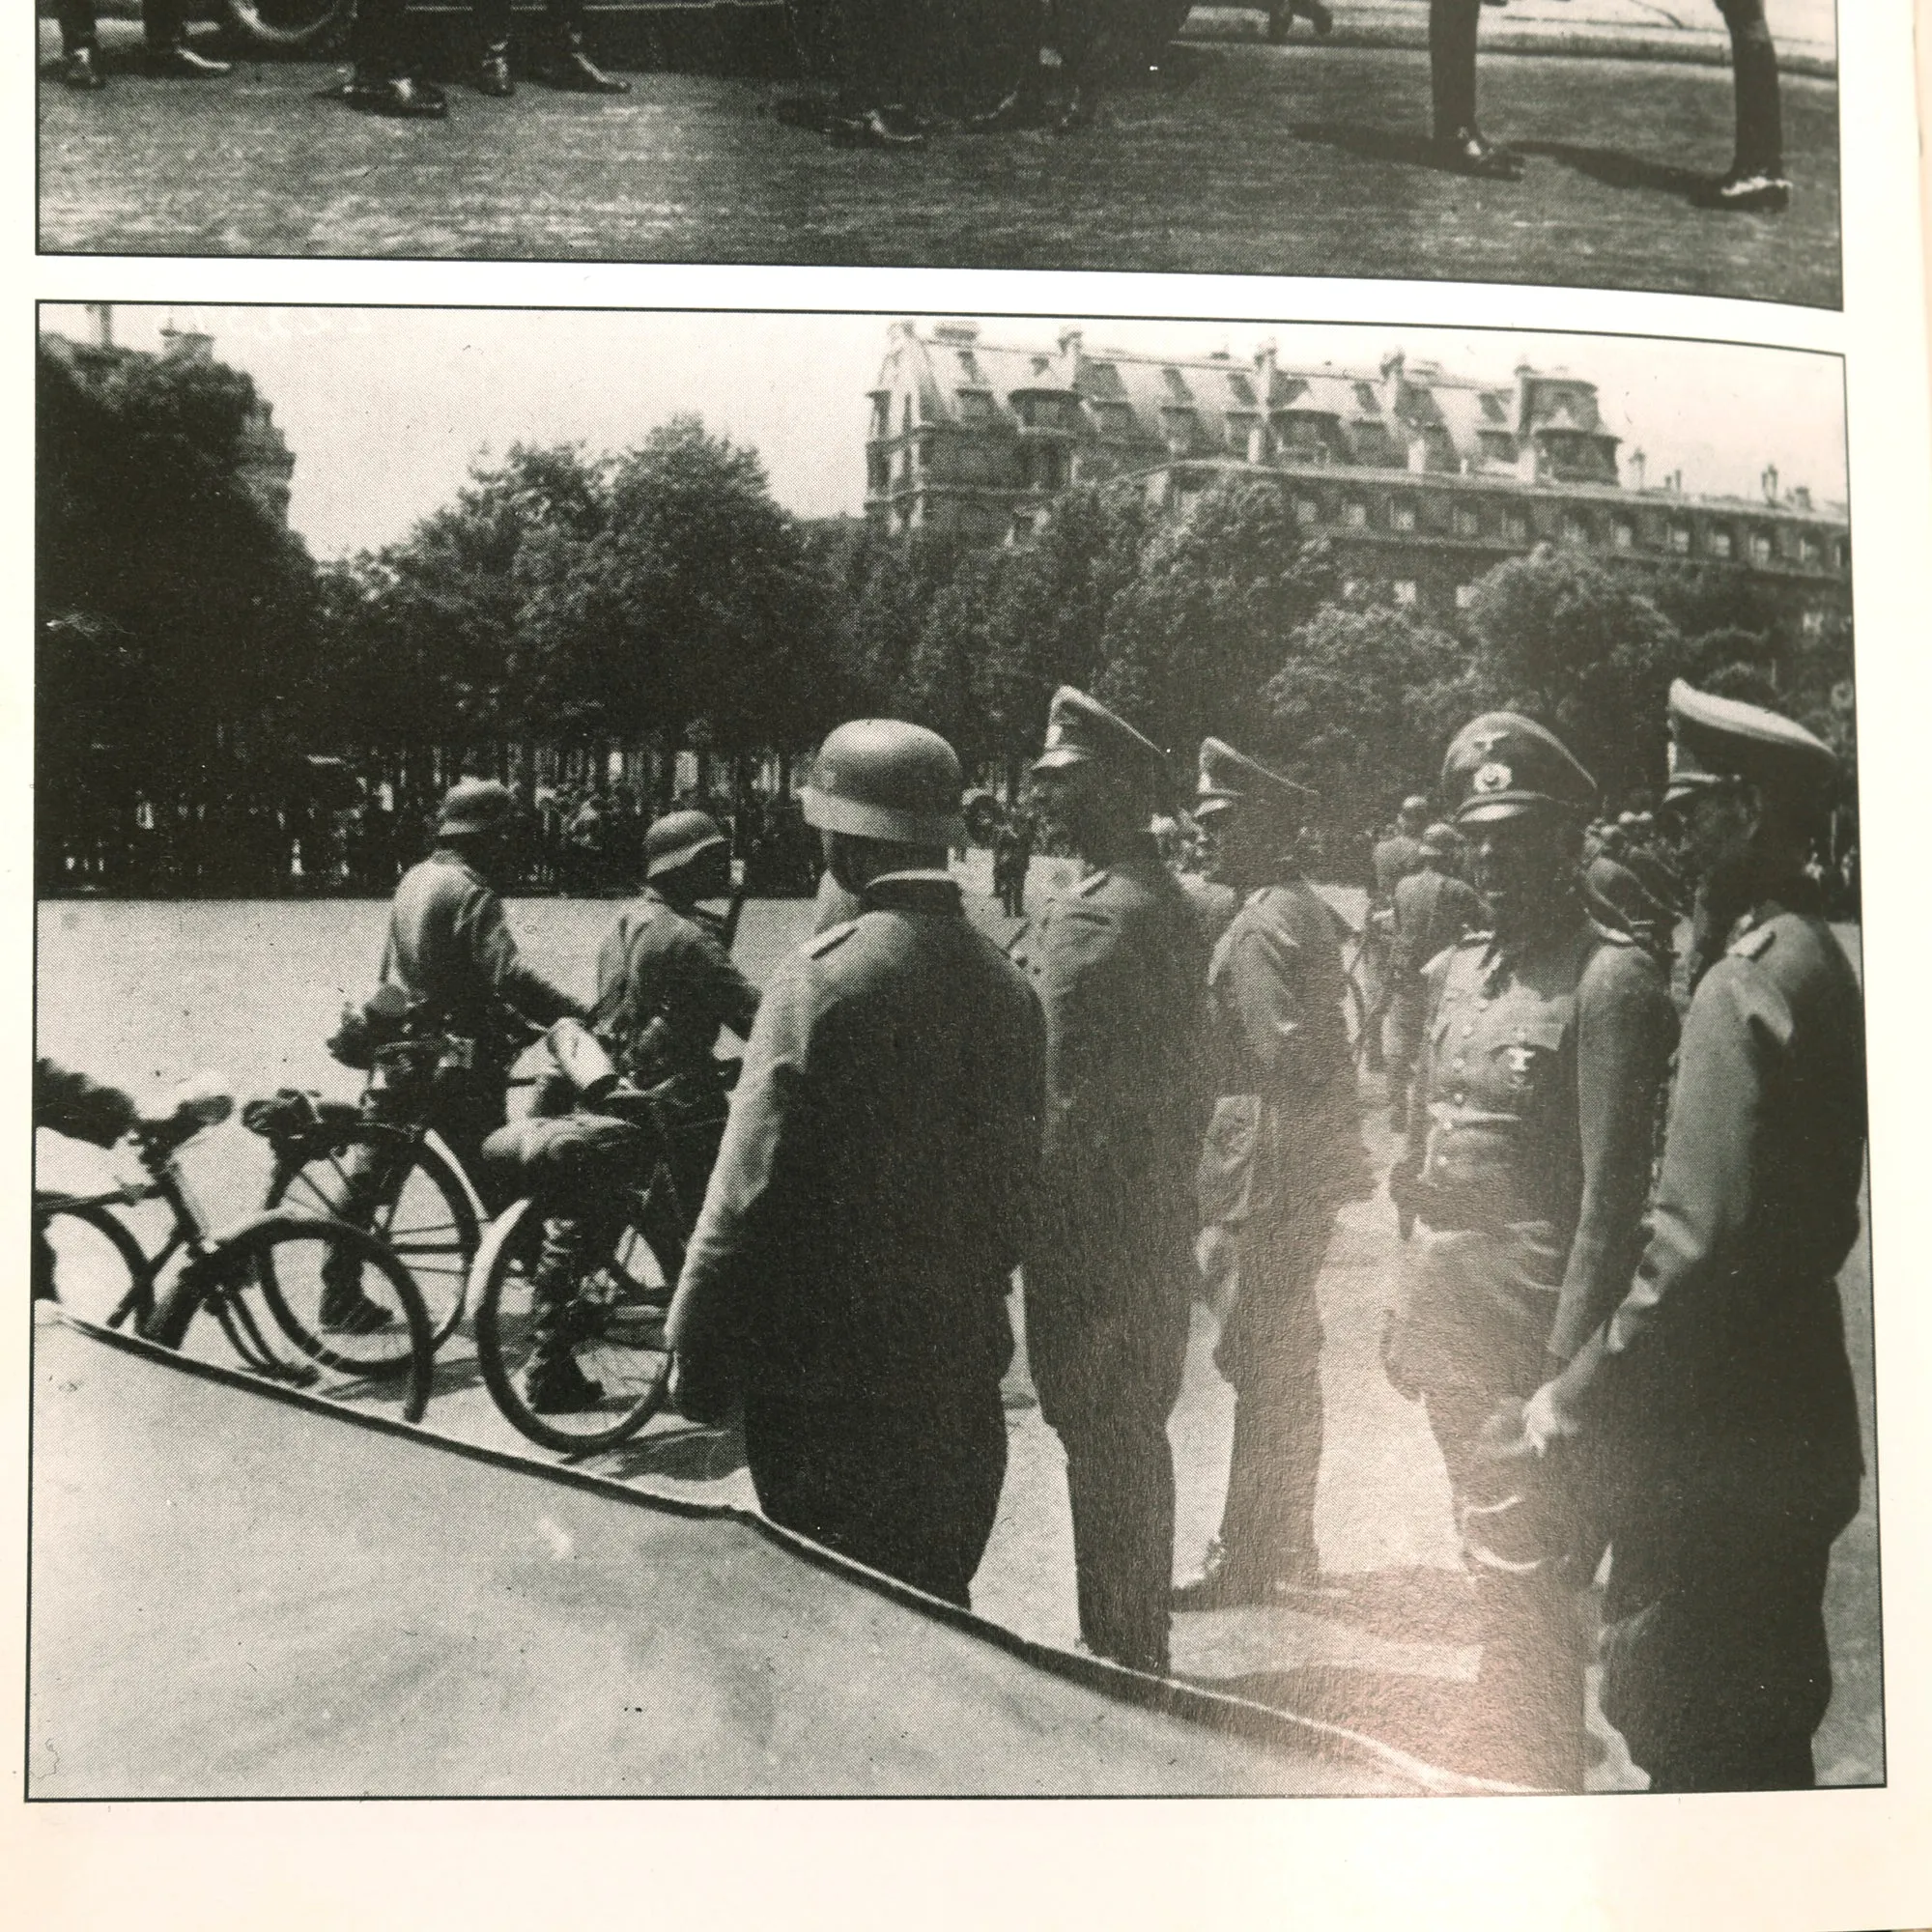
[{"x1": 469, "y1": 1196, "x2": 539, "y2": 1321}]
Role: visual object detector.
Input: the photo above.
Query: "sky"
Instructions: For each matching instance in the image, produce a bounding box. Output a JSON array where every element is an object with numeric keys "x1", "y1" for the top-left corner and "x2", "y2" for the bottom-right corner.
[{"x1": 42, "y1": 304, "x2": 1850, "y2": 562}]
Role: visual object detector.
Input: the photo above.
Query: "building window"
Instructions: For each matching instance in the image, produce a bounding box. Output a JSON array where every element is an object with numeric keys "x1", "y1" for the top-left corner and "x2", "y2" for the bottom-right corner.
[
  {"x1": 1393, "y1": 581, "x2": 1418, "y2": 607},
  {"x1": 1294, "y1": 497, "x2": 1320, "y2": 526},
  {"x1": 1390, "y1": 498, "x2": 1418, "y2": 532},
  {"x1": 1798, "y1": 534, "x2": 1819, "y2": 565},
  {"x1": 1344, "y1": 500, "x2": 1368, "y2": 528},
  {"x1": 1038, "y1": 445, "x2": 1067, "y2": 492},
  {"x1": 1669, "y1": 525, "x2": 1692, "y2": 554},
  {"x1": 1749, "y1": 530, "x2": 1774, "y2": 565},
  {"x1": 1453, "y1": 504, "x2": 1482, "y2": 539},
  {"x1": 1096, "y1": 404, "x2": 1133, "y2": 437},
  {"x1": 870, "y1": 396, "x2": 890, "y2": 439},
  {"x1": 867, "y1": 453, "x2": 889, "y2": 493},
  {"x1": 1503, "y1": 512, "x2": 1529, "y2": 544},
  {"x1": 901, "y1": 396, "x2": 913, "y2": 435},
  {"x1": 1833, "y1": 541, "x2": 1848, "y2": 572},
  {"x1": 957, "y1": 390, "x2": 995, "y2": 422},
  {"x1": 1561, "y1": 513, "x2": 1590, "y2": 546},
  {"x1": 1802, "y1": 608, "x2": 1826, "y2": 637},
  {"x1": 1613, "y1": 521, "x2": 1635, "y2": 551},
  {"x1": 1708, "y1": 527, "x2": 1734, "y2": 559},
  {"x1": 1011, "y1": 511, "x2": 1037, "y2": 541},
  {"x1": 1455, "y1": 582, "x2": 1478, "y2": 611}
]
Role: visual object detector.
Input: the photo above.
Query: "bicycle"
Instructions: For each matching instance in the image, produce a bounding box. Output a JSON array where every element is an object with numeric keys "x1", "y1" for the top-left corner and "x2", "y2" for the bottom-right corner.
[
  {"x1": 34, "y1": 1086, "x2": 436, "y2": 1424},
  {"x1": 249, "y1": 1032, "x2": 489, "y2": 1350},
  {"x1": 470, "y1": 1023, "x2": 730, "y2": 1456}
]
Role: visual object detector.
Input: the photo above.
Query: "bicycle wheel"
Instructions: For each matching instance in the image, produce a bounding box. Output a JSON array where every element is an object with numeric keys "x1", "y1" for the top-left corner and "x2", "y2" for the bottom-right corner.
[
  {"x1": 35, "y1": 1202, "x2": 153, "y2": 1332},
  {"x1": 268, "y1": 1123, "x2": 476, "y2": 1349},
  {"x1": 237, "y1": 1215, "x2": 437, "y2": 1423},
  {"x1": 473, "y1": 1195, "x2": 676, "y2": 1456}
]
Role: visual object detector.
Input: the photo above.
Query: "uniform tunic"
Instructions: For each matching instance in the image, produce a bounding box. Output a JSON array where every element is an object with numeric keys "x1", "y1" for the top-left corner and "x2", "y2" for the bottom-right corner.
[
  {"x1": 668, "y1": 871, "x2": 1043, "y2": 1608},
  {"x1": 1548, "y1": 892, "x2": 1865, "y2": 1788},
  {"x1": 1388, "y1": 904, "x2": 1677, "y2": 1787},
  {"x1": 1198, "y1": 878, "x2": 1370, "y2": 1586},
  {"x1": 1010, "y1": 835, "x2": 1208, "y2": 1670},
  {"x1": 1385, "y1": 866, "x2": 1487, "y2": 1119}
]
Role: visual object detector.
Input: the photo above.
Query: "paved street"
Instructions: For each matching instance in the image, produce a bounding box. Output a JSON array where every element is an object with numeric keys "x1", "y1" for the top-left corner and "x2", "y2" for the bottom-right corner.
[
  {"x1": 33, "y1": 874, "x2": 1881, "y2": 1790},
  {"x1": 39, "y1": 28, "x2": 1838, "y2": 303}
]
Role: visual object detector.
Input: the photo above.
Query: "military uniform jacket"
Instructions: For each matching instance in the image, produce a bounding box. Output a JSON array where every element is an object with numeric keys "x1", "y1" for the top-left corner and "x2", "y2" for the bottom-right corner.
[
  {"x1": 379, "y1": 848, "x2": 582, "y2": 1055},
  {"x1": 591, "y1": 887, "x2": 759, "y2": 1089},
  {"x1": 1009, "y1": 836, "x2": 1208, "y2": 1430},
  {"x1": 1389, "y1": 867, "x2": 1486, "y2": 982},
  {"x1": 1551, "y1": 894, "x2": 1867, "y2": 1551},
  {"x1": 1198, "y1": 878, "x2": 1370, "y2": 1222},
  {"x1": 1391, "y1": 908, "x2": 1679, "y2": 1378},
  {"x1": 1373, "y1": 832, "x2": 1425, "y2": 905},
  {"x1": 668, "y1": 872, "x2": 1044, "y2": 1447}
]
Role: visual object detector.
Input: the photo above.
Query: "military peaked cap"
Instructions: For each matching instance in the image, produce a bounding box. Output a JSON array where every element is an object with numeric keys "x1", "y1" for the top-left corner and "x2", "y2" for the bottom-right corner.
[
  {"x1": 1665, "y1": 679, "x2": 1839, "y2": 805},
  {"x1": 1195, "y1": 737, "x2": 1316, "y2": 819},
  {"x1": 1032, "y1": 686, "x2": 1172, "y2": 797},
  {"x1": 1442, "y1": 712, "x2": 1598, "y2": 825}
]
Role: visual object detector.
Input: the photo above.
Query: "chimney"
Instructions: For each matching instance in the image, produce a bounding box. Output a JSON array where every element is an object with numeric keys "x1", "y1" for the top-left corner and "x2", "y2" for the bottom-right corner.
[
  {"x1": 1793, "y1": 485, "x2": 1812, "y2": 511},
  {"x1": 1629, "y1": 448, "x2": 1646, "y2": 491},
  {"x1": 159, "y1": 322, "x2": 213, "y2": 365},
  {"x1": 1255, "y1": 337, "x2": 1278, "y2": 401},
  {"x1": 1761, "y1": 463, "x2": 1779, "y2": 503},
  {"x1": 84, "y1": 302, "x2": 112, "y2": 350},
  {"x1": 1058, "y1": 326, "x2": 1082, "y2": 384}
]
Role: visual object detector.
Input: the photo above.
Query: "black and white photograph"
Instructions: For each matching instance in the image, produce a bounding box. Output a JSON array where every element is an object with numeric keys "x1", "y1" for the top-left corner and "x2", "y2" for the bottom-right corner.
[
  {"x1": 30, "y1": 302, "x2": 1877, "y2": 1802},
  {"x1": 37, "y1": 1, "x2": 1839, "y2": 303}
]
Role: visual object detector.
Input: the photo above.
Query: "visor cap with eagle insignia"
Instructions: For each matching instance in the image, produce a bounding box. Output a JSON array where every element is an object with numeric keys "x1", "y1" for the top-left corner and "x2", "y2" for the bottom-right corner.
[
  {"x1": 1194, "y1": 737, "x2": 1316, "y2": 822},
  {"x1": 1031, "y1": 686, "x2": 1173, "y2": 804},
  {"x1": 1442, "y1": 712, "x2": 1598, "y2": 826},
  {"x1": 1664, "y1": 678, "x2": 1839, "y2": 807}
]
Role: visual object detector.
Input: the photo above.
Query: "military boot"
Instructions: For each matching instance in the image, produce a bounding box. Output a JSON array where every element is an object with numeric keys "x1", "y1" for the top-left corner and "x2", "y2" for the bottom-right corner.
[
  {"x1": 544, "y1": 28, "x2": 629, "y2": 92},
  {"x1": 476, "y1": 41, "x2": 515, "y2": 96},
  {"x1": 521, "y1": 1218, "x2": 604, "y2": 1413}
]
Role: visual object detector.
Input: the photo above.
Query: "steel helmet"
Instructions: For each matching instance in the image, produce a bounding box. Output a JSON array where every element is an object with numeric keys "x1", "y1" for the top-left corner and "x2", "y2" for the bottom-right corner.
[
  {"x1": 802, "y1": 719, "x2": 965, "y2": 848},
  {"x1": 438, "y1": 778, "x2": 518, "y2": 838},
  {"x1": 644, "y1": 809, "x2": 728, "y2": 881}
]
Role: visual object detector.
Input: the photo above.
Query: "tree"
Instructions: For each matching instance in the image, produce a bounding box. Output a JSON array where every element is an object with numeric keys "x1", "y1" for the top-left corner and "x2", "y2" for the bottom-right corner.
[
  {"x1": 1462, "y1": 545, "x2": 1681, "y2": 806},
  {"x1": 1095, "y1": 477, "x2": 1339, "y2": 761},
  {"x1": 1263, "y1": 603, "x2": 1476, "y2": 833}
]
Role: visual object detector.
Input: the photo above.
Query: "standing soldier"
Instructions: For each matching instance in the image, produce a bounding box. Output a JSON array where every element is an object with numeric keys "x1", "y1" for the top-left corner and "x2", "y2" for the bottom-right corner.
[
  {"x1": 323, "y1": 780, "x2": 586, "y2": 1331},
  {"x1": 1363, "y1": 794, "x2": 1433, "y2": 1071},
  {"x1": 1383, "y1": 716, "x2": 1677, "y2": 1788},
  {"x1": 1173, "y1": 740, "x2": 1371, "y2": 1609},
  {"x1": 1384, "y1": 822, "x2": 1486, "y2": 1132},
  {"x1": 667, "y1": 722, "x2": 1042, "y2": 1607},
  {"x1": 1496, "y1": 683, "x2": 1864, "y2": 1791},
  {"x1": 1012, "y1": 687, "x2": 1208, "y2": 1673},
  {"x1": 337, "y1": 0, "x2": 628, "y2": 117}
]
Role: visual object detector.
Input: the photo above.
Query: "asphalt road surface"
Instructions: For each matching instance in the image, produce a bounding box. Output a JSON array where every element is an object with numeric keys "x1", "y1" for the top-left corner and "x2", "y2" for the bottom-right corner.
[
  {"x1": 32, "y1": 871, "x2": 1880, "y2": 1790},
  {"x1": 38, "y1": 32, "x2": 1839, "y2": 303}
]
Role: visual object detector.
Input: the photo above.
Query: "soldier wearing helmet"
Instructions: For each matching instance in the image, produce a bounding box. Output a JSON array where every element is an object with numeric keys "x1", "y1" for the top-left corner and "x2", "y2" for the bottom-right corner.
[
  {"x1": 322, "y1": 779, "x2": 586, "y2": 1336},
  {"x1": 1010, "y1": 687, "x2": 1208, "y2": 1673},
  {"x1": 1172, "y1": 738, "x2": 1370, "y2": 1612},
  {"x1": 667, "y1": 721, "x2": 1043, "y2": 1608},
  {"x1": 1383, "y1": 821, "x2": 1485, "y2": 1134},
  {"x1": 1504, "y1": 681, "x2": 1865, "y2": 1792},
  {"x1": 1364, "y1": 795, "x2": 1434, "y2": 1074},
  {"x1": 1382, "y1": 714, "x2": 1677, "y2": 1788}
]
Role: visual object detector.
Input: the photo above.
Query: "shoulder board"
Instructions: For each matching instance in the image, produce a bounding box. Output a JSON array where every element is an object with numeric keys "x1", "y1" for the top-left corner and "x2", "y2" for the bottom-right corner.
[
  {"x1": 1073, "y1": 868, "x2": 1112, "y2": 898},
  {"x1": 806, "y1": 921, "x2": 859, "y2": 958},
  {"x1": 1728, "y1": 924, "x2": 1777, "y2": 960},
  {"x1": 1587, "y1": 918, "x2": 1636, "y2": 948},
  {"x1": 1456, "y1": 927, "x2": 1493, "y2": 950}
]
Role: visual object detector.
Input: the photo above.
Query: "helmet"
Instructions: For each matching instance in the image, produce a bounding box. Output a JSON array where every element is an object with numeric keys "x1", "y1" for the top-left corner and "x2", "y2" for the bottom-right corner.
[
  {"x1": 644, "y1": 810, "x2": 727, "y2": 881},
  {"x1": 438, "y1": 779, "x2": 517, "y2": 838},
  {"x1": 1398, "y1": 794, "x2": 1430, "y2": 828},
  {"x1": 803, "y1": 720, "x2": 965, "y2": 848},
  {"x1": 1419, "y1": 821, "x2": 1463, "y2": 860},
  {"x1": 1441, "y1": 713, "x2": 1597, "y2": 826}
]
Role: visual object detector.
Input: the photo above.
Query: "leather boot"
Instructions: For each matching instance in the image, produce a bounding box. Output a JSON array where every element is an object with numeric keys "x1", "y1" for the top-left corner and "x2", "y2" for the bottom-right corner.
[
  {"x1": 477, "y1": 41, "x2": 515, "y2": 96},
  {"x1": 61, "y1": 45, "x2": 107, "y2": 88},
  {"x1": 148, "y1": 38, "x2": 233, "y2": 76}
]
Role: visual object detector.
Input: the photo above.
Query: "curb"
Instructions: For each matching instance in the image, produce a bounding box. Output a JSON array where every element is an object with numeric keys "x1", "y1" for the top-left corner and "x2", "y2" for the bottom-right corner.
[{"x1": 1179, "y1": 8, "x2": 1838, "y2": 81}]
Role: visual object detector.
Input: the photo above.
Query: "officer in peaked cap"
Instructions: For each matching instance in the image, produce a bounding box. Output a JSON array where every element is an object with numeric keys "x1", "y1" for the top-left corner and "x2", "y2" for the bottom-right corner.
[
  {"x1": 1382, "y1": 712, "x2": 1677, "y2": 1788},
  {"x1": 1012, "y1": 687, "x2": 1207, "y2": 1673},
  {"x1": 1173, "y1": 740, "x2": 1371, "y2": 1611},
  {"x1": 668, "y1": 721, "x2": 1042, "y2": 1607},
  {"x1": 1502, "y1": 680, "x2": 1862, "y2": 1792},
  {"x1": 1383, "y1": 823, "x2": 1486, "y2": 1134}
]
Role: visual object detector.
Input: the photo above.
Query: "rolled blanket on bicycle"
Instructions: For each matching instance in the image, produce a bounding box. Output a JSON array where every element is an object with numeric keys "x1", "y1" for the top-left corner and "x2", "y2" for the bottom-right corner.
[{"x1": 481, "y1": 1115, "x2": 650, "y2": 1211}]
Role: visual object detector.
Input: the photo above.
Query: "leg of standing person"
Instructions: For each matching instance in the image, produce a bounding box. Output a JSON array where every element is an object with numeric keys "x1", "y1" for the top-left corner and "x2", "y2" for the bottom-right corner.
[
  {"x1": 1706, "y1": 0, "x2": 1788, "y2": 209},
  {"x1": 473, "y1": 0, "x2": 515, "y2": 95},
  {"x1": 825, "y1": 0, "x2": 924, "y2": 146},
  {"x1": 340, "y1": 0, "x2": 449, "y2": 115},
  {"x1": 55, "y1": 0, "x2": 107, "y2": 87},
  {"x1": 541, "y1": 0, "x2": 631, "y2": 96},
  {"x1": 143, "y1": 0, "x2": 232, "y2": 74},
  {"x1": 1061, "y1": 1405, "x2": 1177, "y2": 1672},
  {"x1": 1428, "y1": 0, "x2": 1521, "y2": 177}
]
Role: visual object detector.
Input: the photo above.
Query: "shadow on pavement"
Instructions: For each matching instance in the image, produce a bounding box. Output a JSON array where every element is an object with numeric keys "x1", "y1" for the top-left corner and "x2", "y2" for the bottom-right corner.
[
  {"x1": 1311, "y1": 1565, "x2": 1483, "y2": 1647},
  {"x1": 1514, "y1": 138, "x2": 1710, "y2": 199},
  {"x1": 597, "y1": 1419, "x2": 749, "y2": 1484},
  {"x1": 1289, "y1": 119, "x2": 1473, "y2": 174}
]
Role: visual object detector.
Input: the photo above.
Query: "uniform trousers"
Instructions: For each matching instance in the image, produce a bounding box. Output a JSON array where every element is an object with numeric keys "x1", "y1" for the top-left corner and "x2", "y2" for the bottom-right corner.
[
  {"x1": 1211, "y1": 1201, "x2": 1334, "y2": 1586},
  {"x1": 1603, "y1": 1515, "x2": 1834, "y2": 1791},
  {"x1": 1059, "y1": 1407, "x2": 1177, "y2": 1673},
  {"x1": 1715, "y1": 0, "x2": 1782, "y2": 173},
  {"x1": 1428, "y1": 0, "x2": 1483, "y2": 139},
  {"x1": 57, "y1": 0, "x2": 185, "y2": 52},
  {"x1": 1384, "y1": 973, "x2": 1428, "y2": 1130},
  {"x1": 747, "y1": 1384, "x2": 1009, "y2": 1609},
  {"x1": 350, "y1": 0, "x2": 595, "y2": 75}
]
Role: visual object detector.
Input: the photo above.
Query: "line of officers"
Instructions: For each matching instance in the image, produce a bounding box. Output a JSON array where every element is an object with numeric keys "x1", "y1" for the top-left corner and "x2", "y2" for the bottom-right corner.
[{"x1": 361, "y1": 670, "x2": 1865, "y2": 1795}]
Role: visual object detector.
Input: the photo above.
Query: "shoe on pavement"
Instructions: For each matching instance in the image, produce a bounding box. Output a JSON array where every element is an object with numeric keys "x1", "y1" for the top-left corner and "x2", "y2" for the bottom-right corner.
[
  {"x1": 337, "y1": 73, "x2": 449, "y2": 118},
  {"x1": 1306, "y1": 1, "x2": 1334, "y2": 33},
  {"x1": 524, "y1": 1353, "x2": 604, "y2": 1414},
  {"x1": 1435, "y1": 127, "x2": 1523, "y2": 181},
  {"x1": 545, "y1": 43, "x2": 629, "y2": 92},
  {"x1": 61, "y1": 46, "x2": 107, "y2": 89},
  {"x1": 967, "y1": 88, "x2": 1045, "y2": 131},
  {"x1": 148, "y1": 42, "x2": 233, "y2": 77},
  {"x1": 826, "y1": 107, "x2": 925, "y2": 150},
  {"x1": 477, "y1": 48, "x2": 515, "y2": 97},
  {"x1": 1172, "y1": 1539, "x2": 1270, "y2": 1611},
  {"x1": 1701, "y1": 168, "x2": 1791, "y2": 213},
  {"x1": 319, "y1": 1288, "x2": 397, "y2": 1335}
]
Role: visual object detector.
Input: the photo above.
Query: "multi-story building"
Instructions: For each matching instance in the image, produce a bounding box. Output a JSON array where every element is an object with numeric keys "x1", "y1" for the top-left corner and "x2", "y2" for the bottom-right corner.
[{"x1": 865, "y1": 320, "x2": 1850, "y2": 628}]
